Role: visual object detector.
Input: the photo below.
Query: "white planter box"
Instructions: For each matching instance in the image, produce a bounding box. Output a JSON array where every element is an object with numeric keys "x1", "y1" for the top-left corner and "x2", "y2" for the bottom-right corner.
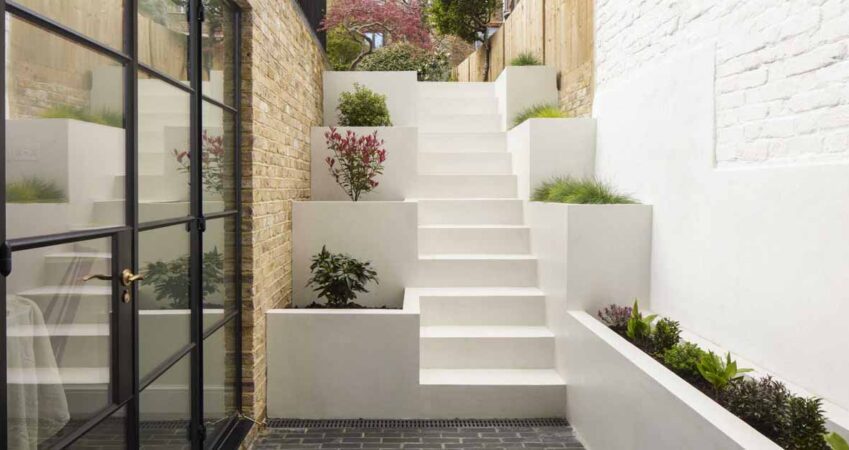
[
  {"x1": 564, "y1": 311, "x2": 782, "y2": 450},
  {"x1": 267, "y1": 307, "x2": 420, "y2": 418},
  {"x1": 323, "y1": 71, "x2": 419, "y2": 127},
  {"x1": 495, "y1": 66, "x2": 559, "y2": 131},
  {"x1": 311, "y1": 127, "x2": 418, "y2": 201},
  {"x1": 292, "y1": 201, "x2": 418, "y2": 308},
  {"x1": 508, "y1": 119, "x2": 596, "y2": 199}
]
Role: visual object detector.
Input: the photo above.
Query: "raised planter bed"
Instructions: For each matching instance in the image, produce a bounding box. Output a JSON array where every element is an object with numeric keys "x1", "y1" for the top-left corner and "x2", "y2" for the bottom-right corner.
[
  {"x1": 495, "y1": 66, "x2": 559, "y2": 131},
  {"x1": 323, "y1": 71, "x2": 418, "y2": 127}
]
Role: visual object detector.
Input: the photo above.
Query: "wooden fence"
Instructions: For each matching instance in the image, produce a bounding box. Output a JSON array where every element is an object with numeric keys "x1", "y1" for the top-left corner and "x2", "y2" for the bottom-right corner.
[{"x1": 454, "y1": 0, "x2": 594, "y2": 117}]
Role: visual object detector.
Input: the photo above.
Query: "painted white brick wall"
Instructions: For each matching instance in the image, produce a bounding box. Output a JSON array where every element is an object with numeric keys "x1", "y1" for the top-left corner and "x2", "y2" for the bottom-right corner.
[{"x1": 596, "y1": 0, "x2": 849, "y2": 166}]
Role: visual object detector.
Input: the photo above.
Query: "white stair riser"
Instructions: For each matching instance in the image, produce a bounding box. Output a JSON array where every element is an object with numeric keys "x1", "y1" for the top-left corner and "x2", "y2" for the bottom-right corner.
[
  {"x1": 43, "y1": 257, "x2": 111, "y2": 287},
  {"x1": 417, "y1": 200, "x2": 524, "y2": 225},
  {"x1": 418, "y1": 259, "x2": 537, "y2": 287},
  {"x1": 421, "y1": 336, "x2": 554, "y2": 369},
  {"x1": 417, "y1": 175, "x2": 517, "y2": 199},
  {"x1": 420, "y1": 115, "x2": 502, "y2": 133},
  {"x1": 420, "y1": 296, "x2": 546, "y2": 326},
  {"x1": 114, "y1": 174, "x2": 189, "y2": 203},
  {"x1": 419, "y1": 227, "x2": 530, "y2": 254},
  {"x1": 418, "y1": 152, "x2": 512, "y2": 175},
  {"x1": 7, "y1": 334, "x2": 109, "y2": 368},
  {"x1": 419, "y1": 98, "x2": 498, "y2": 116},
  {"x1": 420, "y1": 133, "x2": 506, "y2": 153},
  {"x1": 419, "y1": 82, "x2": 495, "y2": 98},
  {"x1": 24, "y1": 292, "x2": 111, "y2": 325},
  {"x1": 419, "y1": 384, "x2": 567, "y2": 418}
]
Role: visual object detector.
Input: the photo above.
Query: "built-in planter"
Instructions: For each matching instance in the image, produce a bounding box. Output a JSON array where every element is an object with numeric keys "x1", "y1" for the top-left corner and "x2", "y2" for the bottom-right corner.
[
  {"x1": 495, "y1": 66, "x2": 559, "y2": 131},
  {"x1": 323, "y1": 71, "x2": 419, "y2": 127},
  {"x1": 292, "y1": 201, "x2": 418, "y2": 309},
  {"x1": 508, "y1": 118, "x2": 596, "y2": 199},
  {"x1": 310, "y1": 126, "x2": 418, "y2": 201},
  {"x1": 564, "y1": 311, "x2": 782, "y2": 450}
]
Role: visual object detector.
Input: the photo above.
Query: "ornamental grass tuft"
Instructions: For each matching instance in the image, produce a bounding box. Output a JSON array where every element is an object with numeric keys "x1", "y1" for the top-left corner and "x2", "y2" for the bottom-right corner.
[
  {"x1": 531, "y1": 177, "x2": 636, "y2": 204},
  {"x1": 512, "y1": 103, "x2": 568, "y2": 127}
]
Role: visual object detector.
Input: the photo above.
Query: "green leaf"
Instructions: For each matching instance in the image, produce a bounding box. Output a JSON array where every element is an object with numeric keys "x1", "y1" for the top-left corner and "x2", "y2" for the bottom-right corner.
[{"x1": 826, "y1": 433, "x2": 849, "y2": 450}]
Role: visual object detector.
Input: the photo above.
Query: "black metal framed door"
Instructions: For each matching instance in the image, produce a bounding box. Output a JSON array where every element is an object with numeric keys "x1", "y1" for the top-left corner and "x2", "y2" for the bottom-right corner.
[{"x1": 0, "y1": 0, "x2": 243, "y2": 448}]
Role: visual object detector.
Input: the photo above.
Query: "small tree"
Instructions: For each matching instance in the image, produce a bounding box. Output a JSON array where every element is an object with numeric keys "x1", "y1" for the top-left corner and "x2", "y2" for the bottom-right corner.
[
  {"x1": 322, "y1": 0, "x2": 432, "y2": 69},
  {"x1": 324, "y1": 128, "x2": 388, "y2": 201},
  {"x1": 429, "y1": 0, "x2": 500, "y2": 80},
  {"x1": 307, "y1": 246, "x2": 379, "y2": 308}
]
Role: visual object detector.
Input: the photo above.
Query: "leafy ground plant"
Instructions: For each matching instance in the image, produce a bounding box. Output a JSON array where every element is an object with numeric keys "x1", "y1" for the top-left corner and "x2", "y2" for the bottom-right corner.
[
  {"x1": 143, "y1": 248, "x2": 225, "y2": 309},
  {"x1": 306, "y1": 246, "x2": 378, "y2": 308},
  {"x1": 359, "y1": 42, "x2": 451, "y2": 81},
  {"x1": 40, "y1": 104, "x2": 123, "y2": 128},
  {"x1": 337, "y1": 83, "x2": 392, "y2": 127},
  {"x1": 663, "y1": 342, "x2": 706, "y2": 382},
  {"x1": 697, "y1": 351, "x2": 752, "y2": 396},
  {"x1": 510, "y1": 52, "x2": 543, "y2": 66},
  {"x1": 597, "y1": 304, "x2": 632, "y2": 333},
  {"x1": 827, "y1": 433, "x2": 849, "y2": 450},
  {"x1": 324, "y1": 127, "x2": 387, "y2": 201},
  {"x1": 512, "y1": 103, "x2": 568, "y2": 128},
  {"x1": 532, "y1": 177, "x2": 637, "y2": 204},
  {"x1": 7, "y1": 178, "x2": 66, "y2": 203},
  {"x1": 626, "y1": 299, "x2": 656, "y2": 349},
  {"x1": 649, "y1": 317, "x2": 681, "y2": 355}
]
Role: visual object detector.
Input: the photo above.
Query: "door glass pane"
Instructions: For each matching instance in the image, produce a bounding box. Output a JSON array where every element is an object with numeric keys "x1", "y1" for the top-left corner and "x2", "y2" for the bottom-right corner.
[
  {"x1": 6, "y1": 239, "x2": 114, "y2": 449},
  {"x1": 139, "y1": 225, "x2": 190, "y2": 378},
  {"x1": 201, "y1": 102, "x2": 236, "y2": 212},
  {"x1": 13, "y1": 1, "x2": 123, "y2": 50},
  {"x1": 138, "y1": 0, "x2": 190, "y2": 82},
  {"x1": 203, "y1": 215, "x2": 237, "y2": 330},
  {"x1": 140, "y1": 354, "x2": 191, "y2": 449},
  {"x1": 202, "y1": 0, "x2": 236, "y2": 106},
  {"x1": 67, "y1": 406, "x2": 128, "y2": 450},
  {"x1": 138, "y1": 72, "x2": 191, "y2": 222},
  {"x1": 5, "y1": 16, "x2": 125, "y2": 240},
  {"x1": 204, "y1": 319, "x2": 238, "y2": 439}
]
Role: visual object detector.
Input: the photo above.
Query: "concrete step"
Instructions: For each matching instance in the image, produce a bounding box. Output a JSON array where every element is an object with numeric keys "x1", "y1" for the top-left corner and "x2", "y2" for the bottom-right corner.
[
  {"x1": 418, "y1": 254, "x2": 537, "y2": 287},
  {"x1": 416, "y1": 199, "x2": 524, "y2": 226},
  {"x1": 419, "y1": 97, "x2": 498, "y2": 116},
  {"x1": 7, "y1": 323, "x2": 110, "y2": 368},
  {"x1": 419, "y1": 225, "x2": 530, "y2": 255},
  {"x1": 16, "y1": 285, "x2": 112, "y2": 325},
  {"x1": 114, "y1": 174, "x2": 189, "y2": 203},
  {"x1": 420, "y1": 114, "x2": 502, "y2": 134},
  {"x1": 7, "y1": 366, "x2": 110, "y2": 418},
  {"x1": 43, "y1": 252, "x2": 112, "y2": 287},
  {"x1": 416, "y1": 287, "x2": 546, "y2": 326},
  {"x1": 420, "y1": 326, "x2": 555, "y2": 369},
  {"x1": 419, "y1": 82, "x2": 495, "y2": 99},
  {"x1": 416, "y1": 175, "x2": 517, "y2": 199},
  {"x1": 419, "y1": 132, "x2": 506, "y2": 153},
  {"x1": 418, "y1": 152, "x2": 512, "y2": 175}
]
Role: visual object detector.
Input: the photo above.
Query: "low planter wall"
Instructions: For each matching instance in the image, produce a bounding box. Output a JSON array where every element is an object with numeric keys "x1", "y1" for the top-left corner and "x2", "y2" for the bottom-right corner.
[
  {"x1": 267, "y1": 306, "x2": 420, "y2": 418},
  {"x1": 323, "y1": 71, "x2": 419, "y2": 127},
  {"x1": 495, "y1": 66, "x2": 559, "y2": 130},
  {"x1": 508, "y1": 119, "x2": 596, "y2": 199},
  {"x1": 564, "y1": 311, "x2": 782, "y2": 450},
  {"x1": 311, "y1": 126, "x2": 418, "y2": 201},
  {"x1": 292, "y1": 201, "x2": 418, "y2": 309}
]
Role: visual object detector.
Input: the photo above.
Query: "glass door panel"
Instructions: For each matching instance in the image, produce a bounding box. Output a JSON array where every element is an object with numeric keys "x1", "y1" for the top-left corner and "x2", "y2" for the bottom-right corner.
[
  {"x1": 11, "y1": 1, "x2": 124, "y2": 50},
  {"x1": 138, "y1": 0, "x2": 190, "y2": 82},
  {"x1": 140, "y1": 354, "x2": 192, "y2": 449},
  {"x1": 203, "y1": 319, "x2": 238, "y2": 442},
  {"x1": 201, "y1": 0, "x2": 236, "y2": 106},
  {"x1": 67, "y1": 406, "x2": 128, "y2": 450},
  {"x1": 202, "y1": 216, "x2": 237, "y2": 329},
  {"x1": 201, "y1": 102, "x2": 236, "y2": 213}
]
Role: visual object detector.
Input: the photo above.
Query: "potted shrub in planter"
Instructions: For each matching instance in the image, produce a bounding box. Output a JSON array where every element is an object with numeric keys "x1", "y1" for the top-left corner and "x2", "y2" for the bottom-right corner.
[{"x1": 304, "y1": 246, "x2": 379, "y2": 308}]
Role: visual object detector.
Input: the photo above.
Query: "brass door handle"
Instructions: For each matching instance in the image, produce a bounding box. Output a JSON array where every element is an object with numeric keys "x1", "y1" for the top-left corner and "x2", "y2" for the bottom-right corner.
[
  {"x1": 121, "y1": 269, "x2": 145, "y2": 287},
  {"x1": 81, "y1": 274, "x2": 112, "y2": 282}
]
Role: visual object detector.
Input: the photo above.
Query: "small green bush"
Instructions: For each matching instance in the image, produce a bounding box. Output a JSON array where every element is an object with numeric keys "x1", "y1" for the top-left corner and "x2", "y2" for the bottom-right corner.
[
  {"x1": 358, "y1": 43, "x2": 451, "y2": 82},
  {"x1": 697, "y1": 351, "x2": 752, "y2": 395},
  {"x1": 531, "y1": 177, "x2": 637, "y2": 204},
  {"x1": 826, "y1": 433, "x2": 849, "y2": 450},
  {"x1": 649, "y1": 318, "x2": 681, "y2": 355},
  {"x1": 626, "y1": 300, "x2": 656, "y2": 349},
  {"x1": 40, "y1": 104, "x2": 123, "y2": 128},
  {"x1": 663, "y1": 342, "x2": 706, "y2": 381},
  {"x1": 306, "y1": 246, "x2": 379, "y2": 308},
  {"x1": 510, "y1": 52, "x2": 543, "y2": 66},
  {"x1": 337, "y1": 84, "x2": 392, "y2": 127},
  {"x1": 512, "y1": 103, "x2": 567, "y2": 128},
  {"x1": 7, "y1": 178, "x2": 66, "y2": 203},
  {"x1": 327, "y1": 27, "x2": 366, "y2": 71}
]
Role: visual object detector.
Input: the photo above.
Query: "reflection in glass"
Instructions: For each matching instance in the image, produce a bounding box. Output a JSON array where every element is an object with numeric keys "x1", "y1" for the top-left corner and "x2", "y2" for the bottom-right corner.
[
  {"x1": 203, "y1": 216, "x2": 237, "y2": 330},
  {"x1": 140, "y1": 355, "x2": 191, "y2": 449},
  {"x1": 13, "y1": 0, "x2": 124, "y2": 50},
  {"x1": 6, "y1": 239, "x2": 113, "y2": 448},
  {"x1": 202, "y1": 102, "x2": 236, "y2": 212},
  {"x1": 66, "y1": 406, "x2": 127, "y2": 450},
  {"x1": 5, "y1": 15, "x2": 125, "y2": 239},
  {"x1": 138, "y1": 72, "x2": 191, "y2": 222},
  {"x1": 202, "y1": 0, "x2": 236, "y2": 105},
  {"x1": 204, "y1": 320, "x2": 238, "y2": 438},
  {"x1": 139, "y1": 226, "x2": 190, "y2": 378},
  {"x1": 138, "y1": 0, "x2": 190, "y2": 82}
]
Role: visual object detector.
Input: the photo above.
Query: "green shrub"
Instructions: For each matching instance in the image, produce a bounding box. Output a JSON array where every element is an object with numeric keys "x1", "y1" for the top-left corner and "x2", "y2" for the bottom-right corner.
[
  {"x1": 697, "y1": 351, "x2": 752, "y2": 395},
  {"x1": 783, "y1": 396, "x2": 829, "y2": 449},
  {"x1": 306, "y1": 246, "x2": 379, "y2": 308},
  {"x1": 531, "y1": 177, "x2": 637, "y2": 204},
  {"x1": 649, "y1": 318, "x2": 681, "y2": 355},
  {"x1": 144, "y1": 248, "x2": 225, "y2": 309},
  {"x1": 327, "y1": 27, "x2": 366, "y2": 71},
  {"x1": 626, "y1": 300, "x2": 656, "y2": 349},
  {"x1": 40, "y1": 104, "x2": 123, "y2": 128},
  {"x1": 358, "y1": 43, "x2": 451, "y2": 82},
  {"x1": 663, "y1": 342, "x2": 706, "y2": 381},
  {"x1": 337, "y1": 84, "x2": 392, "y2": 127},
  {"x1": 6, "y1": 178, "x2": 66, "y2": 203},
  {"x1": 510, "y1": 52, "x2": 543, "y2": 66},
  {"x1": 512, "y1": 103, "x2": 567, "y2": 128},
  {"x1": 826, "y1": 433, "x2": 849, "y2": 450}
]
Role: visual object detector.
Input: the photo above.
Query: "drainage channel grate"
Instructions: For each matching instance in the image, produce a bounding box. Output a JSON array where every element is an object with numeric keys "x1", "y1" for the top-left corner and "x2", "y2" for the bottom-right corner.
[
  {"x1": 267, "y1": 418, "x2": 570, "y2": 429},
  {"x1": 140, "y1": 420, "x2": 191, "y2": 430}
]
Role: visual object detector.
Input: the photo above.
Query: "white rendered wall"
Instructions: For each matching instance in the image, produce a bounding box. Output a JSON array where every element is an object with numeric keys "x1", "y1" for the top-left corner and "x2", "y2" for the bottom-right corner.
[
  {"x1": 291, "y1": 201, "x2": 418, "y2": 308},
  {"x1": 311, "y1": 127, "x2": 418, "y2": 201},
  {"x1": 323, "y1": 71, "x2": 419, "y2": 127},
  {"x1": 495, "y1": 66, "x2": 559, "y2": 130},
  {"x1": 593, "y1": 35, "x2": 849, "y2": 418}
]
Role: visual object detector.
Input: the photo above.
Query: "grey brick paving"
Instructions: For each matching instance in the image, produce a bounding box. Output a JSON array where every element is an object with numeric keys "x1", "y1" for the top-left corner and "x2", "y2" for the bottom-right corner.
[{"x1": 254, "y1": 422, "x2": 585, "y2": 450}]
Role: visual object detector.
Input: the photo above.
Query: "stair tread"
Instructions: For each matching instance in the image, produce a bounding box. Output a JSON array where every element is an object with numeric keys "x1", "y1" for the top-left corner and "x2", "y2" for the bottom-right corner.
[
  {"x1": 420, "y1": 369, "x2": 565, "y2": 386},
  {"x1": 17, "y1": 285, "x2": 112, "y2": 296},
  {"x1": 411, "y1": 198, "x2": 522, "y2": 202},
  {"x1": 421, "y1": 326, "x2": 554, "y2": 338},
  {"x1": 7, "y1": 366, "x2": 109, "y2": 385},
  {"x1": 8, "y1": 323, "x2": 109, "y2": 337},
  {"x1": 410, "y1": 287, "x2": 544, "y2": 297},
  {"x1": 45, "y1": 252, "x2": 112, "y2": 260},
  {"x1": 419, "y1": 225, "x2": 529, "y2": 230},
  {"x1": 420, "y1": 254, "x2": 535, "y2": 260}
]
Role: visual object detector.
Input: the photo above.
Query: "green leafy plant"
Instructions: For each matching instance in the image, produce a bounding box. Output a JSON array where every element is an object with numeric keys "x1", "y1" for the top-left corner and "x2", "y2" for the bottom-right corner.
[
  {"x1": 143, "y1": 248, "x2": 225, "y2": 309},
  {"x1": 512, "y1": 103, "x2": 568, "y2": 127},
  {"x1": 649, "y1": 318, "x2": 681, "y2": 355},
  {"x1": 531, "y1": 177, "x2": 637, "y2": 204},
  {"x1": 306, "y1": 246, "x2": 379, "y2": 308},
  {"x1": 626, "y1": 300, "x2": 656, "y2": 349},
  {"x1": 782, "y1": 396, "x2": 829, "y2": 450},
  {"x1": 337, "y1": 84, "x2": 392, "y2": 127},
  {"x1": 327, "y1": 27, "x2": 367, "y2": 71},
  {"x1": 826, "y1": 433, "x2": 849, "y2": 450},
  {"x1": 510, "y1": 52, "x2": 543, "y2": 66},
  {"x1": 6, "y1": 178, "x2": 66, "y2": 203},
  {"x1": 697, "y1": 351, "x2": 752, "y2": 395},
  {"x1": 663, "y1": 342, "x2": 706, "y2": 381},
  {"x1": 429, "y1": 0, "x2": 500, "y2": 80},
  {"x1": 40, "y1": 104, "x2": 123, "y2": 128},
  {"x1": 359, "y1": 43, "x2": 451, "y2": 81},
  {"x1": 722, "y1": 376, "x2": 791, "y2": 441}
]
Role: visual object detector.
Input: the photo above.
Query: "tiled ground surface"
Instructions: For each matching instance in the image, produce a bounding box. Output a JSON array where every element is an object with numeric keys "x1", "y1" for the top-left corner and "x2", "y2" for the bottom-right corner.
[{"x1": 254, "y1": 421, "x2": 585, "y2": 450}]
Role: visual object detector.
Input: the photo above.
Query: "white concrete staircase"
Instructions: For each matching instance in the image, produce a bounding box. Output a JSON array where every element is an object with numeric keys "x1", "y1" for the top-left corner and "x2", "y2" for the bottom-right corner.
[{"x1": 410, "y1": 82, "x2": 566, "y2": 417}]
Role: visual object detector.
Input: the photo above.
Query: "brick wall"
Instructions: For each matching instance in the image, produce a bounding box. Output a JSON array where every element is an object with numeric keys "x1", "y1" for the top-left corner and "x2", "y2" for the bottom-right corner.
[
  {"x1": 596, "y1": 0, "x2": 849, "y2": 166},
  {"x1": 234, "y1": 0, "x2": 326, "y2": 442}
]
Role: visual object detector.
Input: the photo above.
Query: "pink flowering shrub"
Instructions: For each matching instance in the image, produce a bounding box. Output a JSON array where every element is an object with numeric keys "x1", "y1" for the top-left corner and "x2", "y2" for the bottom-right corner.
[
  {"x1": 173, "y1": 130, "x2": 226, "y2": 195},
  {"x1": 324, "y1": 127, "x2": 387, "y2": 201}
]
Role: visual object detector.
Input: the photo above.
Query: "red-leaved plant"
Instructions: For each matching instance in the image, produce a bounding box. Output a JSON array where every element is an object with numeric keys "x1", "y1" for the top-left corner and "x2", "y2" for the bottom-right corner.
[
  {"x1": 324, "y1": 127, "x2": 387, "y2": 201},
  {"x1": 173, "y1": 130, "x2": 226, "y2": 195}
]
